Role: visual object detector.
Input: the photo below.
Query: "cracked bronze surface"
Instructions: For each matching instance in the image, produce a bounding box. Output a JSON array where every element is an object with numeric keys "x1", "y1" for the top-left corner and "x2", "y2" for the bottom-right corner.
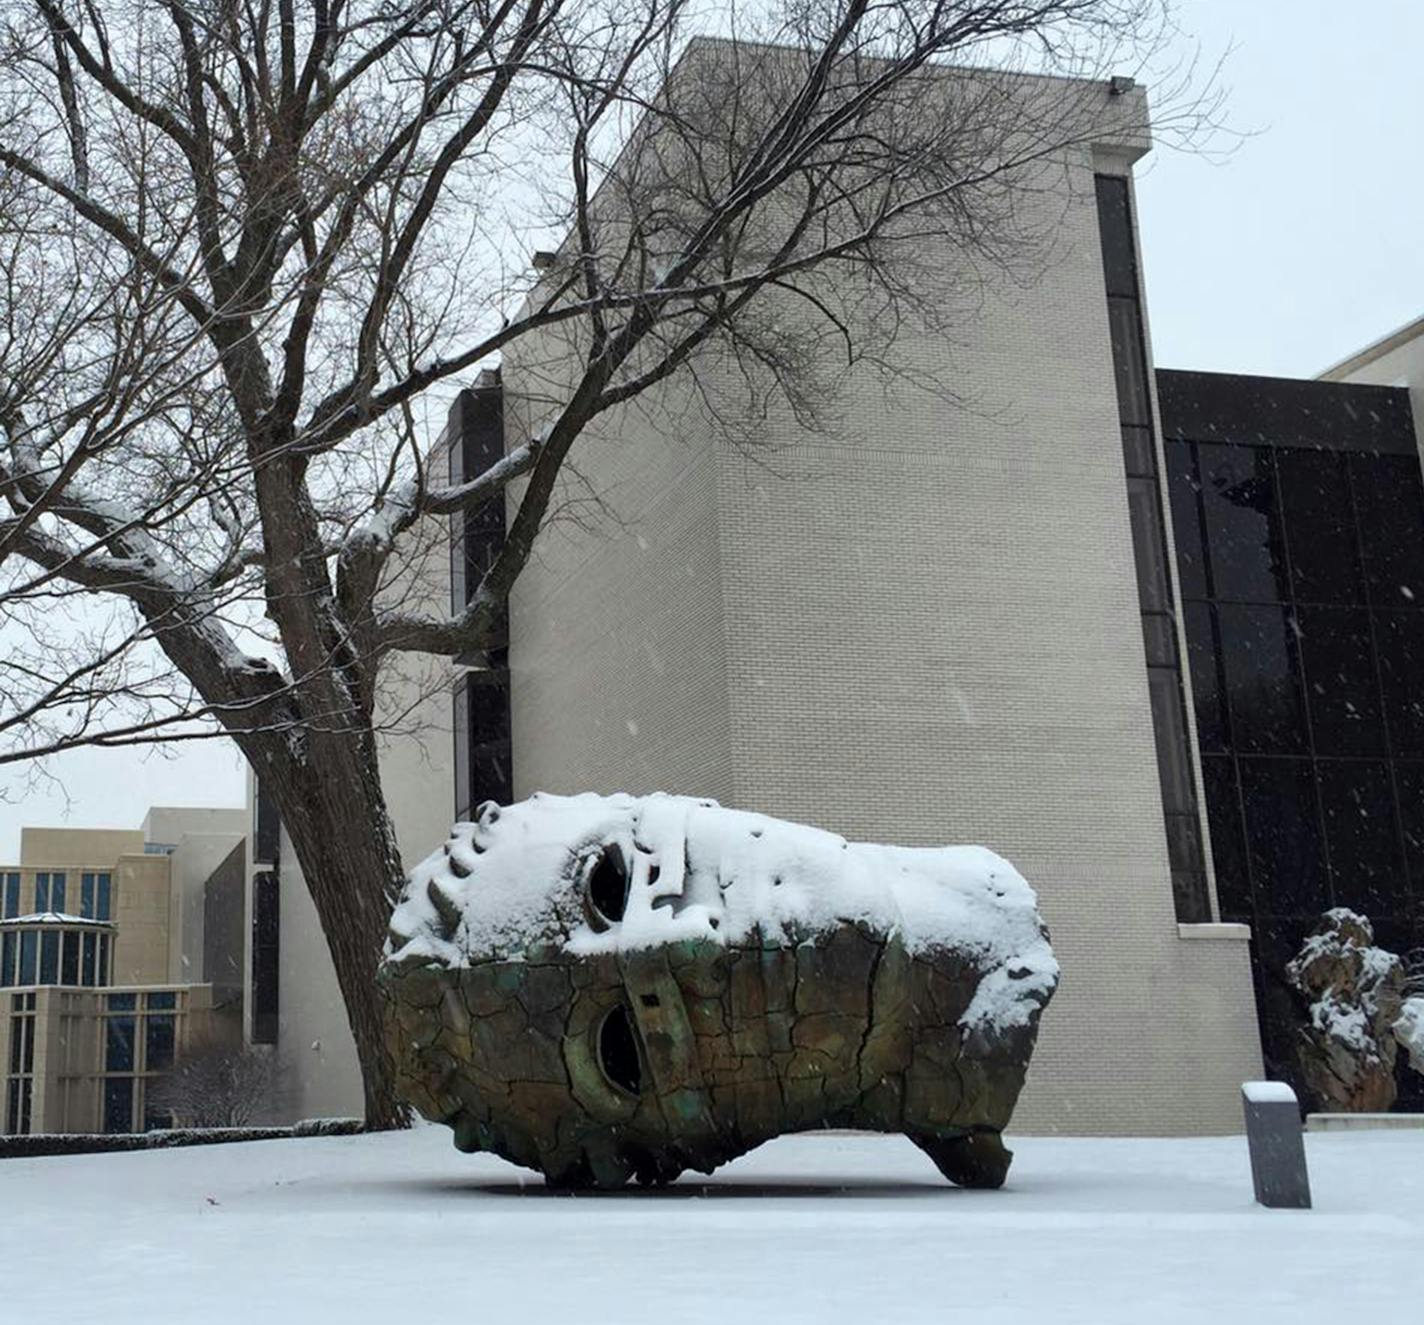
[{"x1": 380, "y1": 920, "x2": 1052, "y2": 1190}]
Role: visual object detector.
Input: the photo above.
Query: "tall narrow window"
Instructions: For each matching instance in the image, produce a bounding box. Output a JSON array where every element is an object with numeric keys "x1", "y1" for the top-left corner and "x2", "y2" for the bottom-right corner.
[
  {"x1": 7, "y1": 994, "x2": 36, "y2": 1134},
  {"x1": 445, "y1": 384, "x2": 513, "y2": 822},
  {"x1": 1095, "y1": 174, "x2": 1210, "y2": 921},
  {"x1": 2, "y1": 874, "x2": 19, "y2": 920},
  {"x1": 35, "y1": 873, "x2": 49, "y2": 912},
  {"x1": 39, "y1": 931, "x2": 58, "y2": 984},
  {"x1": 96, "y1": 873, "x2": 112, "y2": 922},
  {"x1": 253, "y1": 782, "x2": 281, "y2": 866},
  {"x1": 252, "y1": 870, "x2": 280, "y2": 1044},
  {"x1": 61, "y1": 931, "x2": 79, "y2": 986}
]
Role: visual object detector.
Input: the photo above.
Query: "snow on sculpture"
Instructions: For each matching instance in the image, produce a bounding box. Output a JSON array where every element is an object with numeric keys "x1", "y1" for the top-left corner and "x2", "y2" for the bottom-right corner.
[
  {"x1": 379, "y1": 792, "x2": 1057, "y2": 1189},
  {"x1": 1397, "y1": 997, "x2": 1424, "y2": 1077},
  {"x1": 1286, "y1": 909, "x2": 1405, "y2": 1113}
]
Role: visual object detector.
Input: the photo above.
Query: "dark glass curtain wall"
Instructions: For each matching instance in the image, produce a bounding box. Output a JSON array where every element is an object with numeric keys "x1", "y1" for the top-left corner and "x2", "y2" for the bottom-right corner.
[{"x1": 1158, "y1": 368, "x2": 1424, "y2": 1107}]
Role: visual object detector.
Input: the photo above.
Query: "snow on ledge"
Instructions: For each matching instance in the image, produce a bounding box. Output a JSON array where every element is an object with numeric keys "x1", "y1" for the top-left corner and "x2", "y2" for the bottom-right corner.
[
  {"x1": 1242, "y1": 1081, "x2": 1298, "y2": 1106},
  {"x1": 387, "y1": 792, "x2": 1058, "y2": 1034},
  {"x1": 1177, "y1": 922, "x2": 1251, "y2": 942}
]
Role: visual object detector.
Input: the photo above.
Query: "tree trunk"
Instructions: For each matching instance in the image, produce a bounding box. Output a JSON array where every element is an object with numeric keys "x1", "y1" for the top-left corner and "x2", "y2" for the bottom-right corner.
[{"x1": 259, "y1": 731, "x2": 411, "y2": 1130}]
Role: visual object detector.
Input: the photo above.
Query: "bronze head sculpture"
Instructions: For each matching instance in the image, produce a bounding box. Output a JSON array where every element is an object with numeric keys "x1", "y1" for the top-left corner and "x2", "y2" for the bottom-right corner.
[{"x1": 379, "y1": 793, "x2": 1057, "y2": 1189}]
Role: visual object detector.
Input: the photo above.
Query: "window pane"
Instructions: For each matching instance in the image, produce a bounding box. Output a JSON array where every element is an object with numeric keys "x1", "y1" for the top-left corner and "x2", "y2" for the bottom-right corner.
[
  {"x1": 1395, "y1": 761, "x2": 1424, "y2": 896},
  {"x1": 107, "y1": 991, "x2": 136, "y2": 1011},
  {"x1": 61, "y1": 931, "x2": 79, "y2": 985},
  {"x1": 1185, "y1": 602, "x2": 1227, "y2": 752},
  {"x1": 39, "y1": 930, "x2": 58, "y2": 984},
  {"x1": 146, "y1": 991, "x2": 177, "y2": 1010},
  {"x1": 1297, "y1": 606, "x2": 1385, "y2": 756},
  {"x1": 1317, "y1": 761, "x2": 1404, "y2": 917},
  {"x1": 453, "y1": 680, "x2": 471, "y2": 823},
  {"x1": 1351, "y1": 453, "x2": 1424, "y2": 606},
  {"x1": 1276, "y1": 450, "x2": 1364, "y2": 604},
  {"x1": 1141, "y1": 612, "x2": 1177, "y2": 668},
  {"x1": 0, "y1": 932, "x2": 13, "y2": 987},
  {"x1": 1376, "y1": 610, "x2": 1424, "y2": 756},
  {"x1": 104, "y1": 1078, "x2": 133, "y2": 1134},
  {"x1": 1239, "y1": 757, "x2": 1329, "y2": 914},
  {"x1": 98, "y1": 935, "x2": 109, "y2": 986},
  {"x1": 1107, "y1": 296, "x2": 1151, "y2": 425},
  {"x1": 50, "y1": 874, "x2": 65, "y2": 914},
  {"x1": 35, "y1": 874, "x2": 49, "y2": 912},
  {"x1": 1122, "y1": 425, "x2": 1156, "y2": 478},
  {"x1": 1199, "y1": 444, "x2": 1288, "y2": 602},
  {"x1": 1095, "y1": 175, "x2": 1139, "y2": 298},
  {"x1": 82, "y1": 932, "x2": 96, "y2": 987},
  {"x1": 1217, "y1": 603, "x2": 1307, "y2": 753},
  {"x1": 81, "y1": 873, "x2": 94, "y2": 920},
  {"x1": 1166, "y1": 442, "x2": 1208, "y2": 600},
  {"x1": 1201, "y1": 756, "x2": 1252, "y2": 922},
  {"x1": 1127, "y1": 477, "x2": 1170, "y2": 612},
  {"x1": 2, "y1": 874, "x2": 18, "y2": 919},
  {"x1": 106, "y1": 1014, "x2": 135, "y2": 1072},
  {"x1": 96, "y1": 874, "x2": 112, "y2": 922},
  {"x1": 1147, "y1": 666, "x2": 1200, "y2": 820},
  {"x1": 471, "y1": 742, "x2": 513, "y2": 808},
  {"x1": 19, "y1": 930, "x2": 36, "y2": 985},
  {"x1": 146, "y1": 1015, "x2": 176, "y2": 1071}
]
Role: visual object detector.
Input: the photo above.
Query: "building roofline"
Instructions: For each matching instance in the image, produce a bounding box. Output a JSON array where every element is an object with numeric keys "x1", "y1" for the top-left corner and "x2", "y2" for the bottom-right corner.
[{"x1": 1318, "y1": 313, "x2": 1424, "y2": 381}]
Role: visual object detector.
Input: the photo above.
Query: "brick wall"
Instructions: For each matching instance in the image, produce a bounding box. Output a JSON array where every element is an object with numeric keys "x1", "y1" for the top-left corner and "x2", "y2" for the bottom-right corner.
[{"x1": 501, "y1": 73, "x2": 1263, "y2": 1134}]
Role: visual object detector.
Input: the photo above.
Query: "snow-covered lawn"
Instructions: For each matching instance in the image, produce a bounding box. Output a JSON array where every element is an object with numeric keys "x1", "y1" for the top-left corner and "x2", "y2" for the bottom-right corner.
[{"x1": 4, "y1": 1125, "x2": 1420, "y2": 1323}]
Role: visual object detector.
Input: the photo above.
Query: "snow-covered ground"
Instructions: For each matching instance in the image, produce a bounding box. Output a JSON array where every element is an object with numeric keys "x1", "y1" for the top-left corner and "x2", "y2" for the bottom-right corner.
[{"x1": 4, "y1": 1125, "x2": 1420, "y2": 1323}]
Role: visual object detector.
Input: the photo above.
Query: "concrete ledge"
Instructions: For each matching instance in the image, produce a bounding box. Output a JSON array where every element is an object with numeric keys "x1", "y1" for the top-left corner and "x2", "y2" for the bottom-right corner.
[
  {"x1": 1177, "y1": 922, "x2": 1252, "y2": 942},
  {"x1": 1307, "y1": 1113, "x2": 1424, "y2": 1133}
]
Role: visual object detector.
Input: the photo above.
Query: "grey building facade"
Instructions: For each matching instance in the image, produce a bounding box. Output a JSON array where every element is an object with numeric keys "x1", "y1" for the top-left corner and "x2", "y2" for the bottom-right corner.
[{"x1": 480, "y1": 77, "x2": 1267, "y2": 1136}]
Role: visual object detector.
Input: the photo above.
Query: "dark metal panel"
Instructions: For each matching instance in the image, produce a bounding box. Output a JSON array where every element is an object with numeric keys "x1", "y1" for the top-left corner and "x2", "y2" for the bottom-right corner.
[{"x1": 1156, "y1": 368, "x2": 1417, "y2": 454}]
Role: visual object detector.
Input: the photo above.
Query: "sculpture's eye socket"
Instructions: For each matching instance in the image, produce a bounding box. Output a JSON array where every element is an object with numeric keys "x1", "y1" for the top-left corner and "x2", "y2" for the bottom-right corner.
[
  {"x1": 586, "y1": 845, "x2": 629, "y2": 925},
  {"x1": 597, "y1": 1004, "x2": 642, "y2": 1096}
]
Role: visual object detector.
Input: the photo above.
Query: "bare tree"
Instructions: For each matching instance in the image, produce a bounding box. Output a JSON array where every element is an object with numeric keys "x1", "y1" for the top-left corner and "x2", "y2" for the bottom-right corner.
[
  {"x1": 148, "y1": 1037, "x2": 275, "y2": 1129},
  {"x1": 0, "y1": 0, "x2": 1205, "y2": 1125}
]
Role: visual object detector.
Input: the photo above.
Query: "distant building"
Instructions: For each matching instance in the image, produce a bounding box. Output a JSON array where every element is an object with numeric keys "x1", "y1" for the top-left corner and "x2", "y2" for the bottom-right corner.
[
  {"x1": 1320, "y1": 314, "x2": 1424, "y2": 424},
  {"x1": 0, "y1": 808, "x2": 246, "y2": 1135}
]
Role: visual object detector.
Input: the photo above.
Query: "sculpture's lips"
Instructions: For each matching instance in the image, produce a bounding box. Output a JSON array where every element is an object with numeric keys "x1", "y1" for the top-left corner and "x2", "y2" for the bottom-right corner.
[{"x1": 385, "y1": 791, "x2": 1057, "y2": 1035}]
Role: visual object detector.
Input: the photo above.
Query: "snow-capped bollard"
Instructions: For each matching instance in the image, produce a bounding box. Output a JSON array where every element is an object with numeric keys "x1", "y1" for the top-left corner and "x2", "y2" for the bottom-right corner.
[
  {"x1": 379, "y1": 792, "x2": 1058, "y2": 1190},
  {"x1": 1242, "y1": 1081, "x2": 1311, "y2": 1209}
]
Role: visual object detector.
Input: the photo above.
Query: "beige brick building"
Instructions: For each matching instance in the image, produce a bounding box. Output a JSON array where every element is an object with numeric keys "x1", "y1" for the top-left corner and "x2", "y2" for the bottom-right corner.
[
  {"x1": 492, "y1": 67, "x2": 1264, "y2": 1136},
  {"x1": 1, "y1": 808, "x2": 245, "y2": 1134}
]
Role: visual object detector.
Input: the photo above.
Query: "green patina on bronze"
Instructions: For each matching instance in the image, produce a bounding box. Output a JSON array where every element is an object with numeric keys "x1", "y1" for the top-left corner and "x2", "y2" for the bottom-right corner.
[{"x1": 379, "y1": 919, "x2": 1051, "y2": 1190}]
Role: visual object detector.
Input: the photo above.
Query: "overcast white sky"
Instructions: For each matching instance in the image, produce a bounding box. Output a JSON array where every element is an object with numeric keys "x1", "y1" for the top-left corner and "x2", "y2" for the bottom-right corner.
[{"x1": 1, "y1": 0, "x2": 1418, "y2": 860}]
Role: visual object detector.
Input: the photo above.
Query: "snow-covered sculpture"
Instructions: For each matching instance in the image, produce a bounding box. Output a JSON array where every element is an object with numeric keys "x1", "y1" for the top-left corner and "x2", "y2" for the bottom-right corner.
[
  {"x1": 1397, "y1": 997, "x2": 1424, "y2": 1077},
  {"x1": 379, "y1": 793, "x2": 1057, "y2": 1189},
  {"x1": 1286, "y1": 909, "x2": 1405, "y2": 1113}
]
